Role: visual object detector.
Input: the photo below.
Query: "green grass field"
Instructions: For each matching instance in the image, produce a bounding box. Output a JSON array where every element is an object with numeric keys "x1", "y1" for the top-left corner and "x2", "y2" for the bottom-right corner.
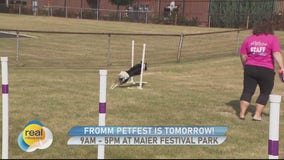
[{"x1": 1, "y1": 13, "x2": 284, "y2": 159}]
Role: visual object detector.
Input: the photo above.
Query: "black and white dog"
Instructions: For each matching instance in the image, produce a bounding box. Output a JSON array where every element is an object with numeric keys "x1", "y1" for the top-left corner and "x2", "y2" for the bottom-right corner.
[{"x1": 111, "y1": 62, "x2": 147, "y2": 89}]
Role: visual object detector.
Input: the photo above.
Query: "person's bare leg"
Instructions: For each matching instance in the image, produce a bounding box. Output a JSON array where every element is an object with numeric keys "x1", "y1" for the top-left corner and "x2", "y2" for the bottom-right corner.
[
  {"x1": 240, "y1": 100, "x2": 249, "y2": 119},
  {"x1": 253, "y1": 103, "x2": 264, "y2": 121}
]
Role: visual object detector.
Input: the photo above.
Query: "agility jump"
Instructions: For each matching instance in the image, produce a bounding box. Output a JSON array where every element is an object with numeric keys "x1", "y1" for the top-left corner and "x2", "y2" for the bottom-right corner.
[
  {"x1": 98, "y1": 70, "x2": 107, "y2": 159},
  {"x1": 1, "y1": 57, "x2": 8, "y2": 159},
  {"x1": 268, "y1": 94, "x2": 281, "y2": 159}
]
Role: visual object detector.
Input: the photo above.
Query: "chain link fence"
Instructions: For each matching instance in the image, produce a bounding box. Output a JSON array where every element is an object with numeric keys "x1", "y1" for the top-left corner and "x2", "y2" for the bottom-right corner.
[{"x1": 1, "y1": 0, "x2": 284, "y2": 28}]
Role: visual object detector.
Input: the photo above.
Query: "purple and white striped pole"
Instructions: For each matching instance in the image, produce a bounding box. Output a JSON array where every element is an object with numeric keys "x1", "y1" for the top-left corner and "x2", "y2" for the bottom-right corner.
[
  {"x1": 1, "y1": 57, "x2": 8, "y2": 159},
  {"x1": 268, "y1": 94, "x2": 281, "y2": 159},
  {"x1": 98, "y1": 70, "x2": 107, "y2": 159}
]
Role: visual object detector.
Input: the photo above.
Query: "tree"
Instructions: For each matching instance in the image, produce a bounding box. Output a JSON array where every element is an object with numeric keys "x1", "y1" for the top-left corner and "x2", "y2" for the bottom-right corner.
[
  {"x1": 109, "y1": 0, "x2": 133, "y2": 19},
  {"x1": 209, "y1": 0, "x2": 276, "y2": 28},
  {"x1": 86, "y1": 0, "x2": 98, "y2": 8}
]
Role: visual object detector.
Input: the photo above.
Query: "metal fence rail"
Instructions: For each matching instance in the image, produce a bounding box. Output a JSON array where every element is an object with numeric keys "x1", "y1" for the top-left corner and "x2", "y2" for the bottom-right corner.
[{"x1": 0, "y1": 29, "x2": 243, "y2": 68}]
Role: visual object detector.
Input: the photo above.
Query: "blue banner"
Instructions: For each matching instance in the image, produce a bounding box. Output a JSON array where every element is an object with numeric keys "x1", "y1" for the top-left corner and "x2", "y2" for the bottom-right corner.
[{"x1": 68, "y1": 126, "x2": 228, "y2": 136}]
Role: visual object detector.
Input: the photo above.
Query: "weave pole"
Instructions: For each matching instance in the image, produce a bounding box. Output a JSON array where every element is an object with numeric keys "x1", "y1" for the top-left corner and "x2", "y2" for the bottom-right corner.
[
  {"x1": 129, "y1": 40, "x2": 135, "y2": 84},
  {"x1": 137, "y1": 44, "x2": 146, "y2": 90},
  {"x1": 268, "y1": 94, "x2": 281, "y2": 159},
  {"x1": 1, "y1": 57, "x2": 8, "y2": 159},
  {"x1": 98, "y1": 70, "x2": 107, "y2": 159}
]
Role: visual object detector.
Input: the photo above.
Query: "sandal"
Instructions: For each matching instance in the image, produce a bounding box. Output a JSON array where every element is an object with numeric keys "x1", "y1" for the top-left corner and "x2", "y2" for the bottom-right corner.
[
  {"x1": 252, "y1": 118, "x2": 262, "y2": 121},
  {"x1": 239, "y1": 115, "x2": 245, "y2": 120}
]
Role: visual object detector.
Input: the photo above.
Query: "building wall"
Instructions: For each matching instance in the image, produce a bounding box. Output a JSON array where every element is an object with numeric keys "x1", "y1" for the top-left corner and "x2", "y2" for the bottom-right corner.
[
  {"x1": 23, "y1": 0, "x2": 91, "y2": 8},
  {"x1": 99, "y1": 0, "x2": 116, "y2": 10},
  {"x1": 184, "y1": 0, "x2": 209, "y2": 25},
  {"x1": 130, "y1": 0, "x2": 209, "y2": 25},
  {"x1": 16, "y1": 0, "x2": 209, "y2": 25}
]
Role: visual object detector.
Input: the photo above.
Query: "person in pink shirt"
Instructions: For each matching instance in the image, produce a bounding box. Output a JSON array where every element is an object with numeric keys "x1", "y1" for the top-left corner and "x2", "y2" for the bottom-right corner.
[{"x1": 239, "y1": 19, "x2": 284, "y2": 121}]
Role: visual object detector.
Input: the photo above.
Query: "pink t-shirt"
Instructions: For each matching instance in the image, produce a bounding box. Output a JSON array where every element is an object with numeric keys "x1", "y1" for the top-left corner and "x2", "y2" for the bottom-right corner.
[{"x1": 239, "y1": 34, "x2": 281, "y2": 70}]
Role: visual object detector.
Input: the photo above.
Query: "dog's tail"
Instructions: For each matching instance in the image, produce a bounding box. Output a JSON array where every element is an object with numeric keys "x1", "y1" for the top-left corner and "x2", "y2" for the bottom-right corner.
[{"x1": 110, "y1": 82, "x2": 119, "y2": 89}]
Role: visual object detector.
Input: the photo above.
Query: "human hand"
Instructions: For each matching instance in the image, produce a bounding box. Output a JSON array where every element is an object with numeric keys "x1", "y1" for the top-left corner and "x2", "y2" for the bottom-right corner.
[{"x1": 278, "y1": 68, "x2": 284, "y2": 82}]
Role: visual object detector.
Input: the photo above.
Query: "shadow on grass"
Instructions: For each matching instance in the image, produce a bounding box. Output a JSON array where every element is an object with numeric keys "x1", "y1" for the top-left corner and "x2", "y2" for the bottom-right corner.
[
  {"x1": 111, "y1": 82, "x2": 147, "y2": 89},
  {"x1": 226, "y1": 100, "x2": 269, "y2": 119}
]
